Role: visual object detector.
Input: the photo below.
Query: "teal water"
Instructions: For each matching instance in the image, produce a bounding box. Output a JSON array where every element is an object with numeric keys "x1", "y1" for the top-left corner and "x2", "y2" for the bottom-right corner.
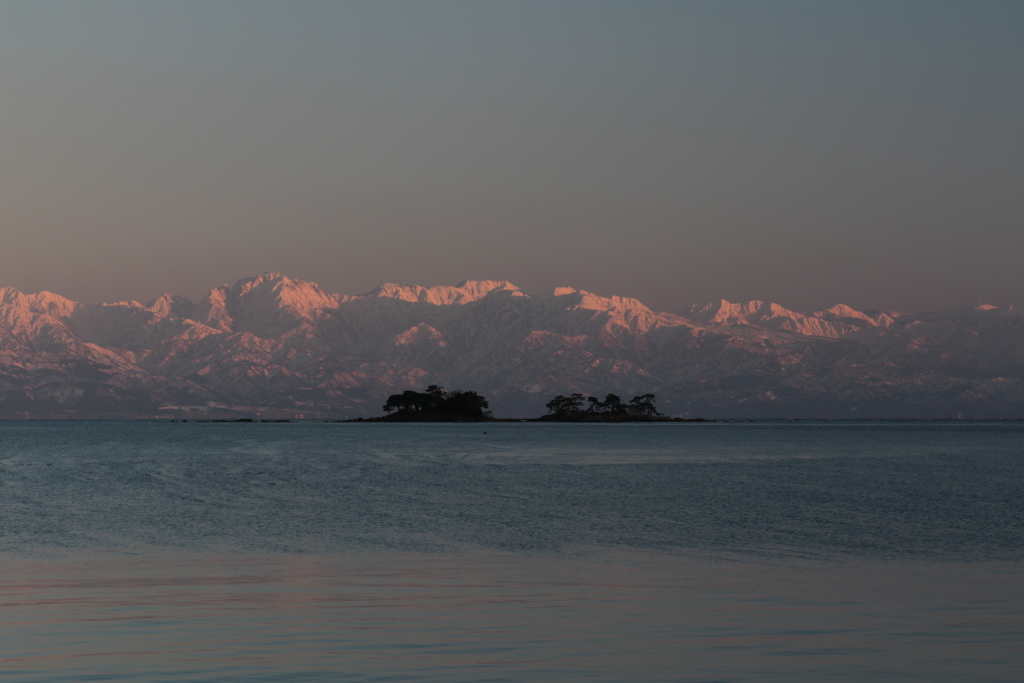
[{"x1": 1, "y1": 421, "x2": 1023, "y2": 680}]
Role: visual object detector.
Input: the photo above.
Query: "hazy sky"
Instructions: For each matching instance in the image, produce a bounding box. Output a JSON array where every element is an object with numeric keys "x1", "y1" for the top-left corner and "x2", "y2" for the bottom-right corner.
[{"x1": 2, "y1": 1, "x2": 1022, "y2": 312}]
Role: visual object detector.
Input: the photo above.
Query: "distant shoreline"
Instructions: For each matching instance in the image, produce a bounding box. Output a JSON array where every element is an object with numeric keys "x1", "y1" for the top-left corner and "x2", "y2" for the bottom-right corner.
[
  {"x1": 342, "y1": 414, "x2": 716, "y2": 423},
  {"x1": 155, "y1": 416, "x2": 1022, "y2": 423},
  {"x1": 2, "y1": 416, "x2": 1023, "y2": 422}
]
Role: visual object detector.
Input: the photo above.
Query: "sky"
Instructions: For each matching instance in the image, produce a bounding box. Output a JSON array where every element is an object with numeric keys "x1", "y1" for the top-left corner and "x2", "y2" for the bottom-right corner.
[{"x1": 1, "y1": 0, "x2": 1022, "y2": 313}]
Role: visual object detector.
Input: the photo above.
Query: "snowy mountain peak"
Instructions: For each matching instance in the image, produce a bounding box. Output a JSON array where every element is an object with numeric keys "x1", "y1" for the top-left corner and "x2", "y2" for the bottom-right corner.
[
  {"x1": 367, "y1": 280, "x2": 522, "y2": 305},
  {"x1": 820, "y1": 304, "x2": 869, "y2": 319},
  {"x1": 815, "y1": 304, "x2": 894, "y2": 327},
  {"x1": 690, "y1": 299, "x2": 775, "y2": 324},
  {"x1": 184, "y1": 274, "x2": 346, "y2": 336},
  {"x1": 0, "y1": 287, "x2": 78, "y2": 316},
  {"x1": 146, "y1": 293, "x2": 195, "y2": 320},
  {"x1": 231, "y1": 273, "x2": 343, "y2": 315},
  {"x1": 545, "y1": 286, "x2": 647, "y2": 311},
  {"x1": 683, "y1": 299, "x2": 900, "y2": 338}
]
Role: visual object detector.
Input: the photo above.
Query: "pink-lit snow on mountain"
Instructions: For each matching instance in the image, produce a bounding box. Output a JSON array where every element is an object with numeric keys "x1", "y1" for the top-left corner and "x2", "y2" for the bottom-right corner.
[{"x1": 0, "y1": 274, "x2": 1020, "y2": 418}]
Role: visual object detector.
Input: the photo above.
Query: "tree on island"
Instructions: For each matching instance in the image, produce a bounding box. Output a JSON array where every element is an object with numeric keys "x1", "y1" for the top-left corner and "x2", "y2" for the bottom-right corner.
[
  {"x1": 545, "y1": 393, "x2": 586, "y2": 419},
  {"x1": 627, "y1": 393, "x2": 659, "y2": 416},
  {"x1": 382, "y1": 385, "x2": 490, "y2": 419},
  {"x1": 545, "y1": 392, "x2": 660, "y2": 419},
  {"x1": 589, "y1": 393, "x2": 627, "y2": 415}
]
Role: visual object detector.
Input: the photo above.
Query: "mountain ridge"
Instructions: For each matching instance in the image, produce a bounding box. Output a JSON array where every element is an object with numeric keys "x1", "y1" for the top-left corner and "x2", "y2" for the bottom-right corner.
[{"x1": 1, "y1": 273, "x2": 1021, "y2": 418}]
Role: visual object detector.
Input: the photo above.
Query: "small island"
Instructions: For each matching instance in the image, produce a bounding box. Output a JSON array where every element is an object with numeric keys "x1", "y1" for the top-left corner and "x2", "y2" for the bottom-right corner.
[
  {"x1": 349, "y1": 387, "x2": 711, "y2": 422},
  {"x1": 539, "y1": 392, "x2": 661, "y2": 421},
  {"x1": 372, "y1": 386, "x2": 493, "y2": 421}
]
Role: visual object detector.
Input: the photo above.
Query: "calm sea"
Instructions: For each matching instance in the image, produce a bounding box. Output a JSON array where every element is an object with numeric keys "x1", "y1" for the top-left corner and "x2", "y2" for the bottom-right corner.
[{"x1": 1, "y1": 421, "x2": 1022, "y2": 681}]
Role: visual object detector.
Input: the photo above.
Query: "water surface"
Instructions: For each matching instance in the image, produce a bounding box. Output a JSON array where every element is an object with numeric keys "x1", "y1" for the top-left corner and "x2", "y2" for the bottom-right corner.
[{"x1": 1, "y1": 421, "x2": 1022, "y2": 680}]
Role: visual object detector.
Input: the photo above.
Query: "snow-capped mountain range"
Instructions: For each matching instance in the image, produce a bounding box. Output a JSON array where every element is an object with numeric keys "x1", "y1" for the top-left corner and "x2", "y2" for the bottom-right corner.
[{"x1": 1, "y1": 273, "x2": 1021, "y2": 418}]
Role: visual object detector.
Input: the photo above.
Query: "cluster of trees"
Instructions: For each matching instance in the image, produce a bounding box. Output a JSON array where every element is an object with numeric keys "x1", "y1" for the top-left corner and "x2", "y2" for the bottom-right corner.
[
  {"x1": 377, "y1": 386, "x2": 659, "y2": 421},
  {"x1": 382, "y1": 385, "x2": 490, "y2": 419},
  {"x1": 544, "y1": 393, "x2": 660, "y2": 419}
]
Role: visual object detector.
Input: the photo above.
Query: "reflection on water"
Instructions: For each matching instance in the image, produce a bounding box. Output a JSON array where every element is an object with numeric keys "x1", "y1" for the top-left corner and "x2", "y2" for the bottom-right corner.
[
  {"x1": 2, "y1": 421, "x2": 1023, "y2": 680},
  {"x1": 3, "y1": 551, "x2": 1023, "y2": 682}
]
